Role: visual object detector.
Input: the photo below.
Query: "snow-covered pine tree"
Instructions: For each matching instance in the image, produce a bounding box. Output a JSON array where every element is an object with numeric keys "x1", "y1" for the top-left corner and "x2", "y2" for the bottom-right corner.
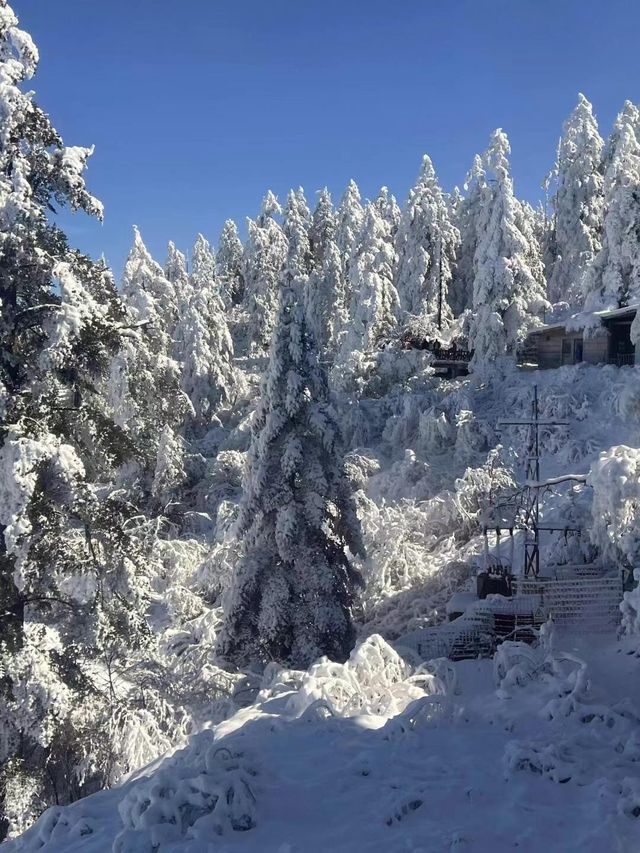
[
  {"x1": 450, "y1": 155, "x2": 486, "y2": 316},
  {"x1": 282, "y1": 188, "x2": 313, "y2": 277},
  {"x1": 547, "y1": 94, "x2": 604, "y2": 308},
  {"x1": 583, "y1": 101, "x2": 640, "y2": 310},
  {"x1": 305, "y1": 237, "x2": 348, "y2": 357},
  {"x1": 177, "y1": 233, "x2": 242, "y2": 434},
  {"x1": 216, "y1": 219, "x2": 245, "y2": 306},
  {"x1": 394, "y1": 156, "x2": 459, "y2": 325},
  {"x1": 243, "y1": 191, "x2": 288, "y2": 352},
  {"x1": 309, "y1": 187, "x2": 337, "y2": 269},
  {"x1": 469, "y1": 129, "x2": 548, "y2": 371},
  {"x1": 0, "y1": 4, "x2": 153, "y2": 834},
  {"x1": 165, "y1": 240, "x2": 191, "y2": 313},
  {"x1": 374, "y1": 186, "x2": 401, "y2": 240},
  {"x1": 340, "y1": 201, "x2": 400, "y2": 355},
  {"x1": 109, "y1": 227, "x2": 185, "y2": 481},
  {"x1": 218, "y1": 217, "x2": 364, "y2": 669},
  {"x1": 335, "y1": 178, "x2": 364, "y2": 291}
]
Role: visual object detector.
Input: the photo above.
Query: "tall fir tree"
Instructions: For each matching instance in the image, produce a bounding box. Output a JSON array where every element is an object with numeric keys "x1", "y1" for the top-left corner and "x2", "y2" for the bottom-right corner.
[
  {"x1": 583, "y1": 101, "x2": 640, "y2": 310},
  {"x1": 335, "y1": 179, "x2": 364, "y2": 302},
  {"x1": 165, "y1": 240, "x2": 191, "y2": 314},
  {"x1": 0, "y1": 4, "x2": 153, "y2": 834},
  {"x1": 341, "y1": 201, "x2": 400, "y2": 355},
  {"x1": 218, "y1": 214, "x2": 364, "y2": 669},
  {"x1": 450, "y1": 155, "x2": 487, "y2": 317},
  {"x1": 547, "y1": 94, "x2": 604, "y2": 308},
  {"x1": 469, "y1": 130, "x2": 547, "y2": 370},
  {"x1": 309, "y1": 187, "x2": 337, "y2": 269},
  {"x1": 177, "y1": 234, "x2": 242, "y2": 434},
  {"x1": 109, "y1": 227, "x2": 184, "y2": 482},
  {"x1": 216, "y1": 218, "x2": 245, "y2": 306},
  {"x1": 243, "y1": 191, "x2": 288, "y2": 352},
  {"x1": 394, "y1": 156, "x2": 459, "y2": 325}
]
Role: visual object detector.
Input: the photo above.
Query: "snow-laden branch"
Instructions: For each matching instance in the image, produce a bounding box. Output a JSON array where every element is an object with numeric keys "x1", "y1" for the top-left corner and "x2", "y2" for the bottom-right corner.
[{"x1": 524, "y1": 474, "x2": 588, "y2": 489}]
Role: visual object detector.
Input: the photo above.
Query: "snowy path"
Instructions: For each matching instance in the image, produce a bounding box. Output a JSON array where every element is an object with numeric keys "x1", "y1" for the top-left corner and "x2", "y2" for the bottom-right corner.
[{"x1": 7, "y1": 634, "x2": 640, "y2": 853}]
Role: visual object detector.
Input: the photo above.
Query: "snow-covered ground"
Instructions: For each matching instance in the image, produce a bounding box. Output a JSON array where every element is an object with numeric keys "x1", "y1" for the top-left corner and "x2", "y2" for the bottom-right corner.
[
  {"x1": 6, "y1": 631, "x2": 640, "y2": 853},
  {"x1": 6, "y1": 362, "x2": 640, "y2": 851}
]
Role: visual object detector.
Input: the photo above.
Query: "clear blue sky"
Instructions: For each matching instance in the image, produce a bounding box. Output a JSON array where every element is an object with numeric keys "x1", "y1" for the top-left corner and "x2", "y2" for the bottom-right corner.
[{"x1": 17, "y1": 0, "x2": 640, "y2": 278}]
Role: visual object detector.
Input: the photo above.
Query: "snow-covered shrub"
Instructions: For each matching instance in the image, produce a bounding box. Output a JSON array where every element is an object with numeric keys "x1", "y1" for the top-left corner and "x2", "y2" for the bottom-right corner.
[
  {"x1": 270, "y1": 635, "x2": 448, "y2": 719},
  {"x1": 588, "y1": 445, "x2": 640, "y2": 567}
]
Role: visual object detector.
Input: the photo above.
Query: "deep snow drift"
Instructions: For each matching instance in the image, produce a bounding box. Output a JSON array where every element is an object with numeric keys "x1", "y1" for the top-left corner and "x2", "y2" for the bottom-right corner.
[{"x1": 5, "y1": 632, "x2": 640, "y2": 853}]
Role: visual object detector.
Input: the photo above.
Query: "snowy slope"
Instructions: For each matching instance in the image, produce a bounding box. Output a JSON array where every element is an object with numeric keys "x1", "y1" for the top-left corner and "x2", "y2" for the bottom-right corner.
[
  {"x1": 6, "y1": 363, "x2": 640, "y2": 852},
  {"x1": 5, "y1": 632, "x2": 640, "y2": 853}
]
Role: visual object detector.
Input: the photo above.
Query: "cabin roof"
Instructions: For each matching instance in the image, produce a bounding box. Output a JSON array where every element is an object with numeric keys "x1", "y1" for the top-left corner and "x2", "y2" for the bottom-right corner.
[{"x1": 528, "y1": 303, "x2": 640, "y2": 336}]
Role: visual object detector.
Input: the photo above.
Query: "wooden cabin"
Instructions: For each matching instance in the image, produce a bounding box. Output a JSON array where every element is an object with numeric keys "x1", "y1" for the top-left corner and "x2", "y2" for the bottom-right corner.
[{"x1": 524, "y1": 305, "x2": 639, "y2": 369}]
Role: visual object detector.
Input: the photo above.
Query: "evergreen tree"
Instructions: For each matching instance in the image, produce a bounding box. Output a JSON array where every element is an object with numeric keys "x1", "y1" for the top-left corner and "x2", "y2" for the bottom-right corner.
[
  {"x1": 282, "y1": 188, "x2": 313, "y2": 277},
  {"x1": 177, "y1": 234, "x2": 241, "y2": 434},
  {"x1": 335, "y1": 179, "x2": 364, "y2": 289},
  {"x1": 218, "y1": 217, "x2": 364, "y2": 669},
  {"x1": 469, "y1": 130, "x2": 547, "y2": 370},
  {"x1": 305, "y1": 237, "x2": 348, "y2": 357},
  {"x1": 374, "y1": 185, "x2": 401, "y2": 240},
  {"x1": 450, "y1": 155, "x2": 486, "y2": 316},
  {"x1": 0, "y1": 4, "x2": 151, "y2": 834},
  {"x1": 216, "y1": 219, "x2": 245, "y2": 306},
  {"x1": 583, "y1": 101, "x2": 640, "y2": 310},
  {"x1": 309, "y1": 187, "x2": 336, "y2": 269},
  {"x1": 165, "y1": 240, "x2": 191, "y2": 313},
  {"x1": 341, "y1": 202, "x2": 400, "y2": 354},
  {"x1": 109, "y1": 227, "x2": 184, "y2": 479},
  {"x1": 548, "y1": 94, "x2": 604, "y2": 307},
  {"x1": 243, "y1": 191, "x2": 288, "y2": 351},
  {"x1": 394, "y1": 155, "x2": 459, "y2": 324}
]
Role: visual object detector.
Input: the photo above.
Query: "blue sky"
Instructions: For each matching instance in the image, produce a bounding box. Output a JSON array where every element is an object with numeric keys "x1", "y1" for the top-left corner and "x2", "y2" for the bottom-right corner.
[{"x1": 18, "y1": 0, "x2": 640, "y2": 278}]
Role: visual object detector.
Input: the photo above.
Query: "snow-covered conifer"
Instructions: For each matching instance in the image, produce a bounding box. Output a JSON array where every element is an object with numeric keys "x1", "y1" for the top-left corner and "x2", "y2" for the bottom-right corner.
[
  {"x1": 165, "y1": 240, "x2": 192, "y2": 318},
  {"x1": 394, "y1": 156, "x2": 459, "y2": 324},
  {"x1": 282, "y1": 188, "x2": 312, "y2": 277},
  {"x1": 216, "y1": 219, "x2": 245, "y2": 306},
  {"x1": 218, "y1": 235, "x2": 364, "y2": 668},
  {"x1": 109, "y1": 227, "x2": 185, "y2": 474},
  {"x1": 309, "y1": 187, "x2": 337, "y2": 269},
  {"x1": 583, "y1": 101, "x2": 640, "y2": 310},
  {"x1": 335, "y1": 179, "x2": 364, "y2": 286},
  {"x1": 305, "y1": 238, "x2": 348, "y2": 357},
  {"x1": 341, "y1": 202, "x2": 400, "y2": 354},
  {"x1": 450, "y1": 156, "x2": 486, "y2": 316},
  {"x1": 547, "y1": 94, "x2": 604, "y2": 307},
  {"x1": 374, "y1": 186, "x2": 401, "y2": 239},
  {"x1": 176, "y1": 234, "x2": 241, "y2": 432},
  {"x1": 469, "y1": 130, "x2": 548, "y2": 370},
  {"x1": 243, "y1": 192, "x2": 288, "y2": 351},
  {"x1": 0, "y1": 4, "x2": 153, "y2": 832}
]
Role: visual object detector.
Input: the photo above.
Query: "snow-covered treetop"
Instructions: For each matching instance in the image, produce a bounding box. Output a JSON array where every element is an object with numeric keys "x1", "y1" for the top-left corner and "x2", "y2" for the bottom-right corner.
[
  {"x1": 335, "y1": 179, "x2": 364, "y2": 259},
  {"x1": 216, "y1": 218, "x2": 245, "y2": 305},
  {"x1": 0, "y1": 2, "x2": 103, "y2": 227},
  {"x1": 283, "y1": 188, "x2": 312, "y2": 280},
  {"x1": 191, "y1": 233, "x2": 216, "y2": 290},
  {"x1": 165, "y1": 241, "x2": 189, "y2": 287},
  {"x1": 584, "y1": 100, "x2": 640, "y2": 310},
  {"x1": 258, "y1": 189, "x2": 282, "y2": 224},
  {"x1": 394, "y1": 155, "x2": 458, "y2": 322},
  {"x1": 122, "y1": 226, "x2": 178, "y2": 332},
  {"x1": 310, "y1": 187, "x2": 337, "y2": 267},
  {"x1": 548, "y1": 93, "x2": 604, "y2": 306},
  {"x1": 469, "y1": 129, "x2": 547, "y2": 368}
]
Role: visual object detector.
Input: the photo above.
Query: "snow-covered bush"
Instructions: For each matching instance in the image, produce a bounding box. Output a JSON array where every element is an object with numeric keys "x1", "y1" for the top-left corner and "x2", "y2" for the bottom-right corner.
[{"x1": 588, "y1": 445, "x2": 640, "y2": 568}]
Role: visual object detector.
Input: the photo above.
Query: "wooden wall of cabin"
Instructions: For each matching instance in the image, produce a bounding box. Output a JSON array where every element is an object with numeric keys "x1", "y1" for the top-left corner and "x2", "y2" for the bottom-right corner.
[{"x1": 533, "y1": 329, "x2": 608, "y2": 368}]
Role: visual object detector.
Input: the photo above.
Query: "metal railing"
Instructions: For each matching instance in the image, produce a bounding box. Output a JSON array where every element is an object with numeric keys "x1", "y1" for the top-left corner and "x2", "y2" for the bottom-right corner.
[{"x1": 608, "y1": 352, "x2": 636, "y2": 366}]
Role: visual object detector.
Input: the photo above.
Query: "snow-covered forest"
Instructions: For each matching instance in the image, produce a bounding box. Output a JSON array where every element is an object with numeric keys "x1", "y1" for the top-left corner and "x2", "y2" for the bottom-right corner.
[{"x1": 2, "y1": 2, "x2": 640, "y2": 850}]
